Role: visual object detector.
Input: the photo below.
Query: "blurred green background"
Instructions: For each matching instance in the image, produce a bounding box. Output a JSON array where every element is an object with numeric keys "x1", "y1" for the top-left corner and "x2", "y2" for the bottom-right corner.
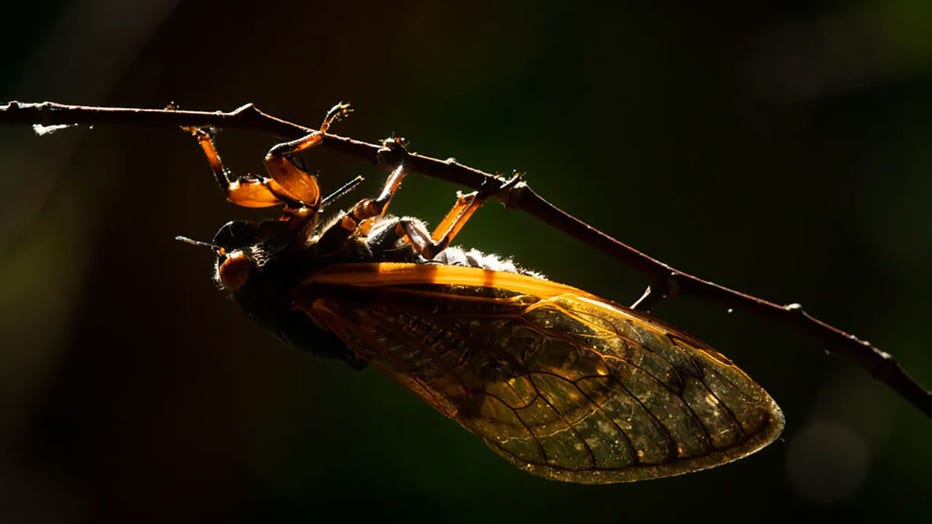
[{"x1": 1, "y1": 1, "x2": 929, "y2": 522}]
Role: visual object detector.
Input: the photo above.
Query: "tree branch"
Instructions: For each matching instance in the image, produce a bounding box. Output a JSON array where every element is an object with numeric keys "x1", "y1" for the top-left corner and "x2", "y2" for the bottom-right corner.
[{"x1": 2, "y1": 100, "x2": 928, "y2": 417}]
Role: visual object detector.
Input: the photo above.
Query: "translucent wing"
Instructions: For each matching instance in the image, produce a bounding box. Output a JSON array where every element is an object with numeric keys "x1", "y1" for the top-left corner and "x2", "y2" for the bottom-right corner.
[{"x1": 297, "y1": 263, "x2": 784, "y2": 483}]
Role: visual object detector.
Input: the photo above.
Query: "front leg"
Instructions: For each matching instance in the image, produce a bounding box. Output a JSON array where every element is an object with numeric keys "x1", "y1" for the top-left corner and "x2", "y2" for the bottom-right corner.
[
  {"x1": 262, "y1": 103, "x2": 352, "y2": 208},
  {"x1": 184, "y1": 126, "x2": 284, "y2": 208},
  {"x1": 184, "y1": 103, "x2": 350, "y2": 210}
]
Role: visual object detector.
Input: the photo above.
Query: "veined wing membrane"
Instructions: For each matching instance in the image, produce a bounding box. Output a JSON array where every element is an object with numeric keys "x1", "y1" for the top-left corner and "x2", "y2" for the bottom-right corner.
[{"x1": 298, "y1": 263, "x2": 784, "y2": 483}]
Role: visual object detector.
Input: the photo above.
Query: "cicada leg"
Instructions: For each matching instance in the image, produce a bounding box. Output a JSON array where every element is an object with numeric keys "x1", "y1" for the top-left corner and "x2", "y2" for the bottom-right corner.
[
  {"x1": 395, "y1": 190, "x2": 485, "y2": 259},
  {"x1": 352, "y1": 162, "x2": 407, "y2": 222},
  {"x1": 185, "y1": 103, "x2": 351, "y2": 210},
  {"x1": 262, "y1": 103, "x2": 352, "y2": 208},
  {"x1": 315, "y1": 153, "x2": 479, "y2": 259},
  {"x1": 317, "y1": 138, "x2": 517, "y2": 261},
  {"x1": 316, "y1": 162, "x2": 407, "y2": 243},
  {"x1": 183, "y1": 126, "x2": 284, "y2": 208},
  {"x1": 400, "y1": 174, "x2": 522, "y2": 259},
  {"x1": 333, "y1": 157, "x2": 490, "y2": 259}
]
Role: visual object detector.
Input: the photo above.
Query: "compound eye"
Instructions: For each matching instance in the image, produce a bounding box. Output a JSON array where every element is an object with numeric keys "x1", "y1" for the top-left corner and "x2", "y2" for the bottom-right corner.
[{"x1": 217, "y1": 250, "x2": 253, "y2": 290}]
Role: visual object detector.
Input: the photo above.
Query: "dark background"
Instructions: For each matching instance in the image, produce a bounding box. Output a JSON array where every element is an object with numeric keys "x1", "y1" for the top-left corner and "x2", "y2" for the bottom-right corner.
[{"x1": 1, "y1": 1, "x2": 929, "y2": 522}]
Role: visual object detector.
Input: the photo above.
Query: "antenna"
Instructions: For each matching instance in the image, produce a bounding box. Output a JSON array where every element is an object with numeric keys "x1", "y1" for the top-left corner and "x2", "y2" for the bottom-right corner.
[{"x1": 175, "y1": 235, "x2": 227, "y2": 256}]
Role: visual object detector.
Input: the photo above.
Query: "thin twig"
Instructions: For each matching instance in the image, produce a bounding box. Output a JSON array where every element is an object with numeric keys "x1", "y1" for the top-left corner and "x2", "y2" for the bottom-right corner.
[{"x1": 2, "y1": 100, "x2": 929, "y2": 417}]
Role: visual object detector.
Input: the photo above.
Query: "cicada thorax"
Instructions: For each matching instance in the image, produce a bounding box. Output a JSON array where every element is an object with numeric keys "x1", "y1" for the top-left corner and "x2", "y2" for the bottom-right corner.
[{"x1": 210, "y1": 210, "x2": 527, "y2": 368}]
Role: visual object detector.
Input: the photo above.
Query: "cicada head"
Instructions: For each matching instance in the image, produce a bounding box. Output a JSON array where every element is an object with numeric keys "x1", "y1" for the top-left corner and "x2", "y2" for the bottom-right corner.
[
  {"x1": 199, "y1": 216, "x2": 363, "y2": 367},
  {"x1": 210, "y1": 219, "x2": 298, "y2": 292}
]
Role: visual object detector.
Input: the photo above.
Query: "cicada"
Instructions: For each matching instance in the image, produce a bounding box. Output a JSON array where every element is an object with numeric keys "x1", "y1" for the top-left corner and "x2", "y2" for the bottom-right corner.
[{"x1": 180, "y1": 104, "x2": 784, "y2": 484}]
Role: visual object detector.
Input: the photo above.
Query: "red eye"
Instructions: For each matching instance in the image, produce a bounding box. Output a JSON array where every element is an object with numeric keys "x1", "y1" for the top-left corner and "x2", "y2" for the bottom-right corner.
[{"x1": 217, "y1": 251, "x2": 253, "y2": 291}]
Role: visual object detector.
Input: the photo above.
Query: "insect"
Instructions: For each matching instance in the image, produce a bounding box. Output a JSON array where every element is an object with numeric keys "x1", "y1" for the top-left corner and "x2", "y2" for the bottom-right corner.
[{"x1": 179, "y1": 104, "x2": 784, "y2": 484}]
